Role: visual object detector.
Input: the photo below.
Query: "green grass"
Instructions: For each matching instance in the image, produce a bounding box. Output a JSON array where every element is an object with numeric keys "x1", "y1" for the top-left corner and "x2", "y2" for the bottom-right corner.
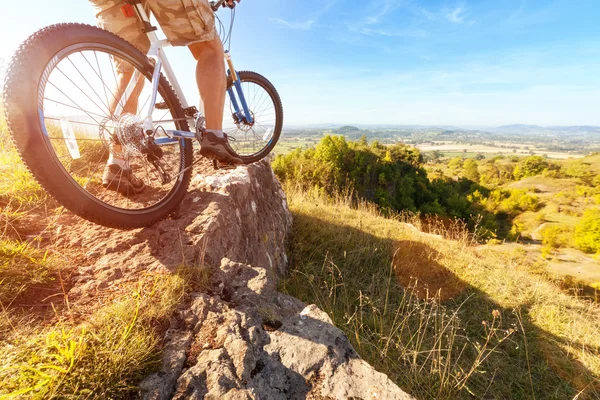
[
  {"x1": 437, "y1": 151, "x2": 501, "y2": 159},
  {"x1": 0, "y1": 240, "x2": 58, "y2": 305},
  {"x1": 0, "y1": 266, "x2": 208, "y2": 399},
  {"x1": 0, "y1": 122, "x2": 48, "y2": 212},
  {"x1": 507, "y1": 176, "x2": 580, "y2": 193},
  {"x1": 282, "y1": 185, "x2": 600, "y2": 399},
  {"x1": 0, "y1": 104, "x2": 215, "y2": 398},
  {"x1": 0, "y1": 106, "x2": 60, "y2": 310},
  {"x1": 564, "y1": 153, "x2": 600, "y2": 175},
  {"x1": 273, "y1": 137, "x2": 320, "y2": 155}
]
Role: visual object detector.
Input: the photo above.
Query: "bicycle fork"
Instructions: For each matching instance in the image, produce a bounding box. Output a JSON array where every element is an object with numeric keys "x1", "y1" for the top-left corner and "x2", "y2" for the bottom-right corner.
[{"x1": 225, "y1": 51, "x2": 254, "y2": 126}]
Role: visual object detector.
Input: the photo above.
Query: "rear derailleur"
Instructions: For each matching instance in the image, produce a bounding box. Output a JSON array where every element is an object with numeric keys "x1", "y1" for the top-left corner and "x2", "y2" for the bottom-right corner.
[{"x1": 141, "y1": 135, "x2": 170, "y2": 184}]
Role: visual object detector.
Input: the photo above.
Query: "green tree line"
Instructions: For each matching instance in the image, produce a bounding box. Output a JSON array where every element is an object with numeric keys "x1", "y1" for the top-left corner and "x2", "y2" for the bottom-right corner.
[{"x1": 273, "y1": 136, "x2": 543, "y2": 239}]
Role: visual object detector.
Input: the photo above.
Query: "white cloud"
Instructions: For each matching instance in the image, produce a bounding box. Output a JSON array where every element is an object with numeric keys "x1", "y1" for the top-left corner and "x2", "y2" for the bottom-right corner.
[
  {"x1": 271, "y1": 0, "x2": 337, "y2": 31},
  {"x1": 359, "y1": 27, "x2": 428, "y2": 38},
  {"x1": 362, "y1": 0, "x2": 402, "y2": 25},
  {"x1": 267, "y1": 44, "x2": 600, "y2": 126},
  {"x1": 403, "y1": 2, "x2": 474, "y2": 25},
  {"x1": 271, "y1": 17, "x2": 315, "y2": 30},
  {"x1": 445, "y1": 6, "x2": 466, "y2": 23}
]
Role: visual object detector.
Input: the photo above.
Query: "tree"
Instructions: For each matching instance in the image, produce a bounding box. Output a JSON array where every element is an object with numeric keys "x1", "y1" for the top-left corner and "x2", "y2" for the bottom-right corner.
[
  {"x1": 574, "y1": 208, "x2": 600, "y2": 254},
  {"x1": 565, "y1": 161, "x2": 592, "y2": 180},
  {"x1": 463, "y1": 159, "x2": 480, "y2": 182},
  {"x1": 448, "y1": 156, "x2": 464, "y2": 170},
  {"x1": 513, "y1": 156, "x2": 548, "y2": 180}
]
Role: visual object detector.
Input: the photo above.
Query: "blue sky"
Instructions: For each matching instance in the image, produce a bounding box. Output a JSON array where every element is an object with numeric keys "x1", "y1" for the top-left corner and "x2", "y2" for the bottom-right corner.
[{"x1": 1, "y1": 0, "x2": 599, "y2": 126}]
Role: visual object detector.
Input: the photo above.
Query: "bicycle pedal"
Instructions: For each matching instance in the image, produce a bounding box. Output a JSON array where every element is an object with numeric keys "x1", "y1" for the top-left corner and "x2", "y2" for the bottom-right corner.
[
  {"x1": 184, "y1": 106, "x2": 199, "y2": 118},
  {"x1": 212, "y1": 159, "x2": 237, "y2": 170},
  {"x1": 155, "y1": 101, "x2": 168, "y2": 110}
]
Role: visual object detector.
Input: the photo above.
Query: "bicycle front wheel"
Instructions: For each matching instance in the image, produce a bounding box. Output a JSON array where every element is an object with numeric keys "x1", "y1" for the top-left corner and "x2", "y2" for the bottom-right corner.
[
  {"x1": 223, "y1": 71, "x2": 283, "y2": 164},
  {"x1": 3, "y1": 23, "x2": 193, "y2": 228}
]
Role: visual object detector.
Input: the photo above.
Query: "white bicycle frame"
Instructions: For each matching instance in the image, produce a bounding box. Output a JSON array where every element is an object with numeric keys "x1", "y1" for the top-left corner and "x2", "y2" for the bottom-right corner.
[{"x1": 117, "y1": 0, "x2": 236, "y2": 142}]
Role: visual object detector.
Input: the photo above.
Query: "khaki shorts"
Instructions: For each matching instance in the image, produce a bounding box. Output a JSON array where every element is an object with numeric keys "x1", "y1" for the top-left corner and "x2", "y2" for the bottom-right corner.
[{"x1": 89, "y1": 0, "x2": 217, "y2": 51}]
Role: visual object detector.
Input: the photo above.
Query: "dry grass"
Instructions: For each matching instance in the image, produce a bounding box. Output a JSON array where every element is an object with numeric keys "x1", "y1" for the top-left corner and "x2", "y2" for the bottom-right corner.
[
  {"x1": 282, "y1": 184, "x2": 600, "y2": 399},
  {"x1": 0, "y1": 105, "x2": 212, "y2": 398},
  {"x1": 0, "y1": 267, "x2": 205, "y2": 399}
]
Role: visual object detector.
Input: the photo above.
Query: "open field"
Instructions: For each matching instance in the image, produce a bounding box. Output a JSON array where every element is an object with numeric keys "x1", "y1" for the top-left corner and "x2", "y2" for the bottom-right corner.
[
  {"x1": 416, "y1": 142, "x2": 585, "y2": 159},
  {"x1": 272, "y1": 137, "x2": 320, "y2": 155}
]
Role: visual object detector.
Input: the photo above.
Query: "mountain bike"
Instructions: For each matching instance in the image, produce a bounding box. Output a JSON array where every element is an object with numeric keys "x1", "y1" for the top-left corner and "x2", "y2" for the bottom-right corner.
[{"x1": 2, "y1": 0, "x2": 283, "y2": 229}]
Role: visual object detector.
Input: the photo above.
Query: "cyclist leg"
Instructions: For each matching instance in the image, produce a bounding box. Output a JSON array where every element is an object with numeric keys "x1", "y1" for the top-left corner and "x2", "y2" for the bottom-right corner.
[
  {"x1": 189, "y1": 38, "x2": 226, "y2": 133},
  {"x1": 90, "y1": 0, "x2": 150, "y2": 193},
  {"x1": 146, "y1": 0, "x2": 242, "y2": 164},
  {"x1": 90, "y1": 0, "x2": 150, "y2": 114}
]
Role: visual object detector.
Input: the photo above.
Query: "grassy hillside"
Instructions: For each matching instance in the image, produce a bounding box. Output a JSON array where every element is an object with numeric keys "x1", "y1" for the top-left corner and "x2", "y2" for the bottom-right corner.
[
  {"x1": 0, "y1": 108, "x2": 211, "y2": 398},
  {"x1": 3, "y1": 108, "x2": 599, "y2": 398},
  {"x1": 282, "y1": 186, "x2": 600, "y2": 399}
]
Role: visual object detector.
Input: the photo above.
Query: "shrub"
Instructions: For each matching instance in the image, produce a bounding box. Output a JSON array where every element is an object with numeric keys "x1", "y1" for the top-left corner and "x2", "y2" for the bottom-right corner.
[
  {"x1": 574, "y1": 208, "x2": 600, "y2": 254},
  {"x1": 480, "y1": 189, "x2": 541, "y2": 215},
  {"x1": 274, "y1": 136, "x2": 436, "y2": 215},
  {"x1": 463, "y1": 159, "x2": 480, "y2": 182},
  {"x1": 513, "y1": 156, "x2": 548, "y2": 180},
  {"x1": 541, "y1": 225, "x2": 572, "y2": 249},
  {"x1": 448, "y1": 156, "x2": 464, "y2": 170},
  {"x1": 564, "y1": 161, "x2": 593, "y2": 180}
]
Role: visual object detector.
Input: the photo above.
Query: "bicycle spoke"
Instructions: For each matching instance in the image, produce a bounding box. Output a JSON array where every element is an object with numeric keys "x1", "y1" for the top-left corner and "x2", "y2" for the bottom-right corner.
[
  {"x1": 45, "y1": 116, "x2": 104, "y2": 128},
  {"x1": 90, "y1": 51, "x2": 126, "y2": 114},
  {"x1": 109, "y1": 54, "x2": 126, "y2": 112},
  {"x1": 66, "y1": 55, "x2": 111, "y2": 116},
  {"x1": 45, "y1": 137, "x2": 103, "y2": 141},
  {"x1": 42, "y1": 48, "x2": 188, "y2": 211},
  {"x1": 56, "y1": 65, "x2": 110, "y2": 117},
  {"x1": 82, "y1": 147, "x2": 108, "y2": 189},
  {"x1": 45, "y1": 89, "x2": 106, "y2": 125},
  {"x1": 139, "y1": 93, "x2": 152, "y2": 116},
  {"x1": 91, "y1": 51, "x2": 112, "y2": 117},
  {"x1": 253, "y1": 91, "x2": 270, "y2": 119}
]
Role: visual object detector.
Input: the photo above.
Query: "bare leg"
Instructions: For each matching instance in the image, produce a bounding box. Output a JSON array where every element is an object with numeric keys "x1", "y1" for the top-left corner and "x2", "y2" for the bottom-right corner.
[
  {"x1": 102, "y1": 67, "x2": 147, "y2": 192},
  {"x1": 189, "y1": 37, "x2": 226, "y2": 131},
  {"x1": 110, "y1": 68, "x2": 144, "y2": 116},
  {"x1": 108, "y1": 68, "x2": 145, "y2": 161}
]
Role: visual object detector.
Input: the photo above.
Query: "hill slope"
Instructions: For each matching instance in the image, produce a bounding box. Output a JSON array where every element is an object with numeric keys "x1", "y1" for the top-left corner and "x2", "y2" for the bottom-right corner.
[
  {"x1": 0, "y1": 154, "x2": 410, "y2": 399},
  {"x1": 282, "y1": 187, "x2": 600, "y2": 399}
]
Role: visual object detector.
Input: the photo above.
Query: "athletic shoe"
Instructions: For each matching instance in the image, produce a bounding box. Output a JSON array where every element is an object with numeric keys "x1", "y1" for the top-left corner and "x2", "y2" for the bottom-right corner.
[
  {"x1": 102, "y1": 164, "x2": 145, "y2": 195},
  {"x1": 199, "y1": 131, "x2": 243, "y2": 165}
]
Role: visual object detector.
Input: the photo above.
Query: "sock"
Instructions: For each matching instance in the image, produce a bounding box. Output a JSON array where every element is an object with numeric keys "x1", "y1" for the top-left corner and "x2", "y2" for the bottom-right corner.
[
  {"x1": 108, "y1": 153, "x2": 128, "y2": 168},
  {"x1": 206, "y1": 129, "x2": 225, "y2": 138}
]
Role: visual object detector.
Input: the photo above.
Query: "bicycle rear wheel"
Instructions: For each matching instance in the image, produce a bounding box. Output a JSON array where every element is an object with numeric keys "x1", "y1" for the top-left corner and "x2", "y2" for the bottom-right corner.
[
  {"x1": 223, "y1": 71, "x2": 283, "y2": 164},
  {"x1": 3, "y1": 23, "x2": 193, "y2": 228}
]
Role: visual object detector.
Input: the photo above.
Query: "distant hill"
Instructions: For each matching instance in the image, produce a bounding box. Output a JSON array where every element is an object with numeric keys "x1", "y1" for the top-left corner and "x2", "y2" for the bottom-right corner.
[
  {"x1": 494, "y1": 124, "x2": 544, "y2": 134},
  {"x1": 333, "y1": 125, "x2": 361, "y2": 134},
  {"x1": 494, "y1": 124, "x2": 600, "y2": 135}
]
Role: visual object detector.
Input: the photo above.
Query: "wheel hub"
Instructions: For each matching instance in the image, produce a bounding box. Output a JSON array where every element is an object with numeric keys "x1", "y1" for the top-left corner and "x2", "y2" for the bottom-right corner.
[{"x1": 235, "y1": 110, "x2": 255, "y2": 132}]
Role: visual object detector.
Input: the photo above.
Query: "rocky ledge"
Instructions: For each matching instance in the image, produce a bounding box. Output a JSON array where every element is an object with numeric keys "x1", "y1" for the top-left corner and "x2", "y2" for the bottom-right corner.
[{"x1": 63, "y1": 160, "x2": 412, "y2": 400}]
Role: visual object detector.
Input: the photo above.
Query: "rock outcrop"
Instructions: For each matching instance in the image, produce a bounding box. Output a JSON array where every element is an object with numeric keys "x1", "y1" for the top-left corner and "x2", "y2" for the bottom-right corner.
[{"x1": 62, "y1": 160, "x2": 412, "y2": 400}]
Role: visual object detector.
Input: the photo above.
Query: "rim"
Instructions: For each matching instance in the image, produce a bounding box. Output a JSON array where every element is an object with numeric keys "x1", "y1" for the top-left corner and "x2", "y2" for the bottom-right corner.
[
  {"x1": 223, "y1": 78, "x2": 279, "y2": 157},
  {"x1": 38, "y1": 43, "x2": 188, "y2": 213}
]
